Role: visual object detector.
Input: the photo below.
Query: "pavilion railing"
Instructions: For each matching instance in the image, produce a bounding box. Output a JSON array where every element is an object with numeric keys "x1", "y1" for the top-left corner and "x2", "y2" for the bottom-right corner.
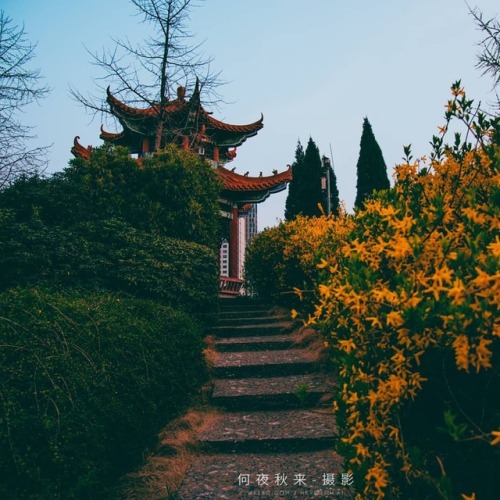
[{"x1": 219, "y1": 276, "x2": 244, "y2": 297}]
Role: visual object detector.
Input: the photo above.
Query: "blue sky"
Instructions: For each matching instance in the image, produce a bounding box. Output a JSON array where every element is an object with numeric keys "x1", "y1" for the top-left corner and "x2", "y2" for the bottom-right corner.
[{"x1": 3, "y1": 0, "x2": 499, "y2": 229}]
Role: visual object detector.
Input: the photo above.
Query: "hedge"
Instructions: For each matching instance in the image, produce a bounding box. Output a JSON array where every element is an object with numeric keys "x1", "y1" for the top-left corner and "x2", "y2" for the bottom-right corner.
[
  {"x1": 0, "y1": 212, "x2": 219, "y2": 323},
  {"x1": 0, "y1": 288, "x2": 207, "y2": 499}
]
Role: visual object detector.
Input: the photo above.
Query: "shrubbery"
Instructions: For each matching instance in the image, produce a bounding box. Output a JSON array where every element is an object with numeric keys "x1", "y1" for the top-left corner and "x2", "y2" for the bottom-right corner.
[
  {"x1": 0, "y1": 212, "x2": 218, "y2": 321},
  {"x1": 245, "y1": 84, "x2": 500, "y2": 498},
  {"x1": 0, "y1": 288, "x2": 207, "y2": 498},
  {"x1": 245, "y1": 211, "x2": 352, "y2": 305},
  {"x1": 0, "y1": 144, "x2": 222, "y2": 249},
  {"x1": 0, "y1": 144, "x2": 221, "y2": 320},
  {"x1": 0, "y1": 143, "x2": 221, "y2": 496}
]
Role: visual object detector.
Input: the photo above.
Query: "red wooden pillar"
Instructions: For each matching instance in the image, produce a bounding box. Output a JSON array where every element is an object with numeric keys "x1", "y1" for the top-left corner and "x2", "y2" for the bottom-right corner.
[
  {"x1": 213, "y1": 146, "x2": 220, "y2": 163},
  {"x1": 182, "y1": 136, "x2": 189, "y2": 150},
  {"x1": 229, "y1": 205, "x2": 239, "y2": 278}
]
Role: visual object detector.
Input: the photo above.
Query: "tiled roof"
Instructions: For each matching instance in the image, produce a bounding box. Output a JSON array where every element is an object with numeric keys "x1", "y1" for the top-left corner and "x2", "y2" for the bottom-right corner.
[
  {"x1": 204, "y1": 111, "x2": 263, "y2": 134},
  {"x1": 71, "y1": 136, "x2": 92, "y2": 160},
  {"x1": 217, "y1": 165, "x2": 292, "y2": 192},
  {"x1": 99, "y1": 124, "x2": 125, "y2": 141},
  {"x1": 105, "y1": 84, "x2": 263, "y2": 137},
  {"x1": 106, "y1": 86, "x2": 183, "y2": 116}
]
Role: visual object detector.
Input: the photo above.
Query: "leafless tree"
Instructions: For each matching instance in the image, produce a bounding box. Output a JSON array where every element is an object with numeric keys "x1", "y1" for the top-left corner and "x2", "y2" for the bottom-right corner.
[
  {"x1": 0, "y1": 11, "x2": 50, "y2": 188},
  {"x1": 469, "y1": 5, "x2": 500, "y2": 105},
  {"x1": 71, "y1": 0, "x2": 223, "y2": 150}
]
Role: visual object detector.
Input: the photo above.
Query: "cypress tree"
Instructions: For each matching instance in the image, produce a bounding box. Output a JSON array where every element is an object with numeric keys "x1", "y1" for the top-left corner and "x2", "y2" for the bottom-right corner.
[
  {"x1": 322, "y1": 156, "x2": 340, "y2": 216},
  {"x1": 285, "y1": 137, "x2": 324, "y2": 219},
  {"x1": 284, "y1": 140, "x2": 304, "y2": 220},
  {"x1": 354, "y1": 117, "x2": 390, "y2": 208}
]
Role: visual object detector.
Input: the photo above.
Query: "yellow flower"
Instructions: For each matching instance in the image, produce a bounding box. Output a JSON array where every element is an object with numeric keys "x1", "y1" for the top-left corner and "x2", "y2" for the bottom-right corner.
[
  {"x1": 461, "y1": 493, "x2": 476, "y2": 500},
  {"x1": 447, "y1": 278, "x2": 466, "y2": 305},
  {"x1": 490, "y1": 430, "x2": 500, "y2": 446},
  {"x1": 347, "y1": 391, "x2": 359, "y2": 404},
  {"x1": 338, "y1": 339, "x2": 356, "y2": 354},
  {"x1": 365, "y1": 464, "x2": 388, "y2": 494},
  {"x1": 390, "y1": 349, "x2": 406, "y2": 365},
  {"x1": 388, "y1": 235, "x2": 413, "y2": 259},
  {"x1": 291, "y1": 309, "x2": 298, "y2": 319},
  {"x1": 367, "y1": 316, "x2": 383, "y2": 328},
  {"x1": 386, "y1": 311, "x2": 404, "y2": 327},
  {"x1": 432, "y1": 265, "x2": 453, "y2": 286},
  {"x1": 474, "y1": 336, "x2": 493, "y2": 372},
  {"x1": 355, "y1": 442, "x2": 371, "y2": 458},
  {"x1": 317, "y1": 258, "x2": 329, "y2": 269},
  {"x1": 487, "y1": 236, "x2": 500, "y2": 258},
  {"x1": 378, "y1": 205, "x2": 398, "y2": 218},
  {"x1": 453, "y1": 335, "x2": 470, "y2": 372}
]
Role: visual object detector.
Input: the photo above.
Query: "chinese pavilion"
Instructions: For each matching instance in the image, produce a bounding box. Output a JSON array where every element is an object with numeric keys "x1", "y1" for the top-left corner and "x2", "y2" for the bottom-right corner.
[{"x1": 72, "y1": 80, "x2": 292, "y2": 294}]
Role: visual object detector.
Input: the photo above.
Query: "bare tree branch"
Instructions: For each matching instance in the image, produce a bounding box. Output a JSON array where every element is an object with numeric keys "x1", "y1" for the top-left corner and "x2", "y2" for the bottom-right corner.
[
  {"x1": 468, "y1": 4, "x2": 500, "y2": 106},
  {"x1": 0, "y1": 11, "x2": 50, "y2": 187},
  {"x1": 70, "y1": 0, "x2": 224, "y2": 148}
]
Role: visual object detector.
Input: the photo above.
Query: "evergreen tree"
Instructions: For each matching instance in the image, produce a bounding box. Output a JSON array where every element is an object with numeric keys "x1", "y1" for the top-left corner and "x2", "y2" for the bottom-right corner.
[
  {"x1": 322, "y1": 156, "x2": 340, "y2": 216},
  {"x1": 285, "y1": 138, "x2": 324, "y2": 219},
  {"x1": 284, "y1": 140, "x2": 304, "y2": 220},
  {"x1": 354, "y1": 118, "x2": 390, "y2": 208}
]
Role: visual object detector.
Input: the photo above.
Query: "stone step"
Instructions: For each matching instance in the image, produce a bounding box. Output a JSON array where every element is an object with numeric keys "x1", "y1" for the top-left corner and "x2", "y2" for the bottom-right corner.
[
  {"x1": 175, "y1": 450, "x2": 347, "y2": 499},
  {"x1": 219, "y1": 300, "x2": 267, "y2": 309},
  {"x1": 215, "y1": 334, "x2": 296, "y2": 352},
  {"x1": 218, "y1": 309, "x2": 275, "y2": 320},
  {"x1": 198, "y1": 409, "x2": 336, "y2": 454},
  {"x1": 213, "y1": 349, "x2": 317, "y2": 378},
  {"x1": 218, "y1": 314, "x2": 289, "y2": 326},
  {"x1": 211, "y1": 374, "x2": 335, "y2": 410},
  {"x1": 213, "y1": 321, "x2": 295, "y2": 338}
]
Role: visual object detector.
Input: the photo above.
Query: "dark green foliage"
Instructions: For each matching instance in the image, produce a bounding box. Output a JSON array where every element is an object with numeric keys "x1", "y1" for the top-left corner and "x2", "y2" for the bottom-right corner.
[
  {"x1": 285, "y1": 138, "x2": 325, "y2": 219},
  {"x1": 0, "y1": 209, "x2": 219, "y2": 320},
  {"x1": 0, "y1": 144, "x2": 222, "y2": 250},
  {"x1": 323, "y1": 157, "x2": 340, "y2": 216},
  {"x1": 245, "y1": 225, "x2": 287, "y2": 300},
  {"x1": 0, "y1": 143, "x2": 220, "y2": 496},
  {"x1": 354, "y1": 118, "x2": 390, "y2": 208},
  {"x1": 0, "y1": 144, "x2": 221, "y2": 320},
  {"x1": 244, "y1": 223, "x2": 310, "y2": 306},
  {"x1": 284, "y1": 141, "x2": 305, "y2": 220},
  {"x1": 398, "y1": 347, "x2": 500, "y2": 499},
  {"x1": 65, "y1": 144, "x2": 223, "y2": 249},
  {"x1": 0, "y1": 288, "x2": 207, "y2": 499}
]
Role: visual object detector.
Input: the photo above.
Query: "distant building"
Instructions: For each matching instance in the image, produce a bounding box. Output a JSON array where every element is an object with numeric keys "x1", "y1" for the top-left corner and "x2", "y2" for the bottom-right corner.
[
  {"x1": 244, "y1": 204, "x2": 258, "y2": 243},
  {"x1": 220, "y1": 240, "x2": 230, "y2": 277}
]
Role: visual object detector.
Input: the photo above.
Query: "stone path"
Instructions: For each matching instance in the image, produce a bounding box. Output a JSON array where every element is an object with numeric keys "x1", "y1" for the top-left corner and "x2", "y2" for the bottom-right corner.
[{"x1": 175, "y1": 299, "x2": 349, "y2": 499}]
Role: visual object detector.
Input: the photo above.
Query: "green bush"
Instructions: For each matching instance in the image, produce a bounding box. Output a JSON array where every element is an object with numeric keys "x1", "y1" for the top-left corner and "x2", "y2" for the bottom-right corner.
[
  {"x1": 0, "y1": 145, "x2": 222, "y2": 250},
  {"x1": 0, "y1": 288, "x2": 207, "y2": 499},
  {"x1": 65, "y1": 144, "x2": 222, "y2": 249},
  {"x1": 245, "y1": 214, "x2": 351, "y2": 306},
  {"x1": 244, "y1": 224, "x2": 288, "y2": 300},
  {"x1": 0, "y1": 211, "x2": 219, "y2": 322}
]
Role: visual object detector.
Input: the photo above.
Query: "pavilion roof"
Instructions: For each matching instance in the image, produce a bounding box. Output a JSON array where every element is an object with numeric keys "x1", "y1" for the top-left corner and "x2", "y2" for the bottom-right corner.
[
  {"x1": 217, "y1": 164, "x2": 292, "y2": 204},
  {"x1": 217, "y1": 165, "x2": 292, "y2": 191},
  {"x1": 100, "y1": 80, "x2": 264, "y2": 152}
]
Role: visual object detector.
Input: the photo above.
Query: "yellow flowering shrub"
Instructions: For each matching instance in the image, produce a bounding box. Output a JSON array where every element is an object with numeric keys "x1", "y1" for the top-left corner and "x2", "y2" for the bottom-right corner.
[
  {"x1": 245, "y1": 207, "x2": 353, "y2": 303},
  {"x1": 296, "y1": 84, "x2": 500, "y2": 498}
]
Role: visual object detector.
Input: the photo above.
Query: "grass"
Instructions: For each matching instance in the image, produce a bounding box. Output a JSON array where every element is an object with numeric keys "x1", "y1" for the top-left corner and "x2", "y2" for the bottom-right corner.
[{"x1": 119, "y1": 407, "x2": 219, "y2": 499}]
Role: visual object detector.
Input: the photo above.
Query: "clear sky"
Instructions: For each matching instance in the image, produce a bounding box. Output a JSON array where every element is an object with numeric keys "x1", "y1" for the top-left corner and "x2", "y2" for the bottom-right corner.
[{"x1": 3, "y1": 0, "x2": 499, "y2": 229}]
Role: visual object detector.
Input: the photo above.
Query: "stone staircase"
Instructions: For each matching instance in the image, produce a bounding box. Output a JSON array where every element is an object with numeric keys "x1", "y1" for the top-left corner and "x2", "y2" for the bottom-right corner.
[{"x1": 175, "y1": 299, "x2": 347, "y2": 499}]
